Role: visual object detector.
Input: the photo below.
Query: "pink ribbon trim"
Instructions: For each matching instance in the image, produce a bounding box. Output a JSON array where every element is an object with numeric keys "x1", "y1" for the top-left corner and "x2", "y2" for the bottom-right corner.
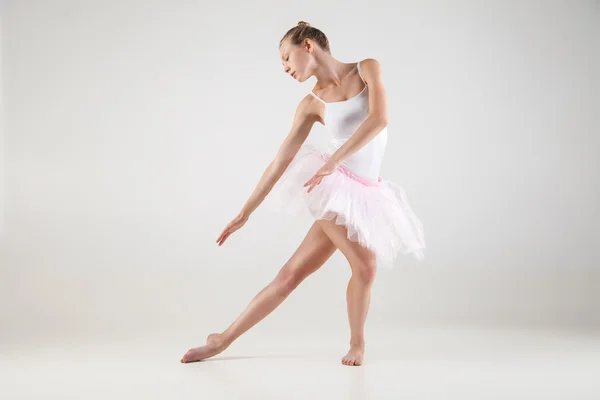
[{"x1": 321, "y1": 153, "x2": 383, "y2": 187}]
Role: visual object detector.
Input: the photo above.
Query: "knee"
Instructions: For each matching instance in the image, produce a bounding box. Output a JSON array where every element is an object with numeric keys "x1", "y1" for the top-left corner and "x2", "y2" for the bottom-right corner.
[
  {"x1": 353, "y1": 260, "x2": 377, "y2": 285},
  {"x1": 274, "y1": 268, "x2": 304, "y2": 295}
]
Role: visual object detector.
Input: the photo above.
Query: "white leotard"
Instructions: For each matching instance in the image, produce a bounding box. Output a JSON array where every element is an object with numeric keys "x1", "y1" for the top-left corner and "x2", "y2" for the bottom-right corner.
[{"x1": 309, "y1": 60, "x2": 388, "y2": 183}]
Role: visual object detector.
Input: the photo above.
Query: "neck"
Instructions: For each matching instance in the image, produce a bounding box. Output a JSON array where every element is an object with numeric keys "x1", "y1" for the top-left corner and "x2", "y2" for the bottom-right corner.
[{"x1": 312, "y1": 53, "x2": 352, "y2": 88}]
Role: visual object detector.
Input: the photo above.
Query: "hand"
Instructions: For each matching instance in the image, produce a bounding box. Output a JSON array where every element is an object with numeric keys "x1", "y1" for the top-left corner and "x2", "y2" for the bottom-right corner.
[
  {"x1": 303, "y1": 158, "x2": 340, "y2": 193},
  {"x1": 216, "y1": 211, "x2": 248, "y2": 246}
]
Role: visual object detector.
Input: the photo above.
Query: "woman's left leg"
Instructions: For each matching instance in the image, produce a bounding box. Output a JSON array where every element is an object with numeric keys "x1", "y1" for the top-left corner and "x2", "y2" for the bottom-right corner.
[{"x1": 316, "y1": 219, "x2": 377, "y2": 366}]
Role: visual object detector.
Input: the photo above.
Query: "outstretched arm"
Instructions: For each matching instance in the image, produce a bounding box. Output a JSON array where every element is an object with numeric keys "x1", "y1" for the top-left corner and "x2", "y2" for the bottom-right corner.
[
  {"x1": 217, "y1": 95, "x2": 319, "y2": 246},
  {"x1": 239, "y1": 95, "x2": 319, "y2": 219}
]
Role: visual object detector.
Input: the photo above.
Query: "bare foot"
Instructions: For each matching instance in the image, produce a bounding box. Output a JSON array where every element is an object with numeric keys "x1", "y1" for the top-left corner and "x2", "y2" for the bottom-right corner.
[
  {"x1": 181, "y1": 333, "x2": 228, "y2": 363},
  {"x1": 341, "y1": 343, "x2": 365, "y2": 366}
]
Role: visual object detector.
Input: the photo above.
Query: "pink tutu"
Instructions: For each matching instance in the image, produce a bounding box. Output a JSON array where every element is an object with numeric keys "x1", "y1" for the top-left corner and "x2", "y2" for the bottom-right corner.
[{"x1": 267, "y1": 144, "x2": 426, "y2": 268}]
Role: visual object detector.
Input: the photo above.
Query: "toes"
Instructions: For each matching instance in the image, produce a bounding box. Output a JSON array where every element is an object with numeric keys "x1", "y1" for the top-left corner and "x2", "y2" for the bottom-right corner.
[
  {"x1": 341, "y1": 350, "x2": 363, "y2": 366},
  {"x1": 181, "y1": 351, "x2": 192, "y2": 363},
  {"x1": 342, "y1": 354, "x2": 364, "y2": 366}
]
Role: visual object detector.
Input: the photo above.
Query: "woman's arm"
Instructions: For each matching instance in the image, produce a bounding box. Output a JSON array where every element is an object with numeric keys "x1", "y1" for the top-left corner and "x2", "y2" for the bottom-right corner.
[
  {"x1": 328, "y1": 58, "x2": 388, "y2": 166},
  {"x1": 238, "y1": 95, "x2": 320, "y2": 219}
]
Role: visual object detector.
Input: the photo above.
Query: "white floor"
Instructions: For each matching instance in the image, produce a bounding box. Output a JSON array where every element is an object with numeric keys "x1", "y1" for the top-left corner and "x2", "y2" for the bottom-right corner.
[
  {"x1": 2, "y1": 326, "x2": 599, "y2": 399},
  {"x1": 2, "y1": 245, "x2": 599, "y2": 399}
]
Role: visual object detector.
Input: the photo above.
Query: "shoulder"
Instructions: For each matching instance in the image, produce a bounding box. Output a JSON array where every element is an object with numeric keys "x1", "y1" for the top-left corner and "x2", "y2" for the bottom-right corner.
[
  {"x1": 358, "y1": 58, "x2": 383, "y2": 74},
  {"x1": 358, "y1": 58, "x2": 384, "y2": 86},
  {"x1": 299, "y1": 92, "x2": 323, "y2": 110},
  {"x1": 292, "y1": 93, "x2": 324, "y2": 123}
]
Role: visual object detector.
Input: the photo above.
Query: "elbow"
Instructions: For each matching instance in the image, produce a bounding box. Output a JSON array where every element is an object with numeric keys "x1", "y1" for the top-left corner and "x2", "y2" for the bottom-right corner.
[{"x1": 373, "y1": 115, "x2": 388, "y2": 129}]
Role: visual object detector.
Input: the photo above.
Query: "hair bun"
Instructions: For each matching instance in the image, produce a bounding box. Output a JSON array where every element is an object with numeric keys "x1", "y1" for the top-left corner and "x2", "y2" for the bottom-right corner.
[{"x1": 297, "y1": 21, "x2": 311, "y2": 28}]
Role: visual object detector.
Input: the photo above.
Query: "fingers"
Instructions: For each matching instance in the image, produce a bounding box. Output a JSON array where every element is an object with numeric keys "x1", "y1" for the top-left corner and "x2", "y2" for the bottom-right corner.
[
  {"x1": 216, "y1": 217, "x2": 246, "y2": 246},
  {"x1": 216, "y1": 230, "x2": 227, "y2": 245},
  {"x1": 306, "y1": 176, "x2": 323, "y2": 193},
  {"x1": 216, "y1": 225, "x2": 232, "y2": 246},
  {"x1": 217, "y1": 222, "x2": 243, "y2": 246},
  {"x1": 217, "y1": 229, "x2": 231, "y2": 246},
  {"x1": 303, "y1": 176, "x2": 315, "y2": 187},
  {"x1": 306, "y1": 177, "x2": 320, "y2": 191},
  {"x1": 304, "y1": 173, "x2": 323, "y2": 188},
  {"x1": 218, "y1": 232, "x2": 230, "y2": 246}
]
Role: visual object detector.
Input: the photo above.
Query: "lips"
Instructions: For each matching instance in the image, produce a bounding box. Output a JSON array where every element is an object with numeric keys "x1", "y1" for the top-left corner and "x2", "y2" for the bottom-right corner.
[{"x1": 291, "y1": 72, "x2": 296, "y2": 79}]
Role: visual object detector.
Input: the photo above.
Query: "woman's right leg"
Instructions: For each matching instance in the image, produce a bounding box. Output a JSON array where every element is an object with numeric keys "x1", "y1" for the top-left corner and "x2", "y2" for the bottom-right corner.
[{"x1": 181, "y1": 221, "x2": 337, "y2": 363}]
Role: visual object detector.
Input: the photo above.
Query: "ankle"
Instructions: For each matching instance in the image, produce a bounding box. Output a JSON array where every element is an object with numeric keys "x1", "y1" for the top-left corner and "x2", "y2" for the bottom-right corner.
[
  {"x1": 350, "y1": 340, "x2": 365, "y2": 347},
  {"x1": 218, "y1": 333, "x2": 233, "y2": 347}
]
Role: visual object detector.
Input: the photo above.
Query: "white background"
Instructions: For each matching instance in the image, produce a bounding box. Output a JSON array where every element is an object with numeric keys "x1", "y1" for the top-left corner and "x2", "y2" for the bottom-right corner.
[{"x1": 0, "y1": 1, "x2": 599, "y2": 397}]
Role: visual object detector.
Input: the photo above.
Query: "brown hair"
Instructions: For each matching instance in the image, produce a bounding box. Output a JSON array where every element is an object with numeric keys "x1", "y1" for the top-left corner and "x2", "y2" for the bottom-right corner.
[{"x1": 279, "y1": 21, "x2": 330, "y2": 54}]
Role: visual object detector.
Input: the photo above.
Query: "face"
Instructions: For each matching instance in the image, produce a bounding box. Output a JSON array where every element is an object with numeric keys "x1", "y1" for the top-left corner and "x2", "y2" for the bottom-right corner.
[{"x1": 280, "y1": 39, "x2": 314, "y2": 83}]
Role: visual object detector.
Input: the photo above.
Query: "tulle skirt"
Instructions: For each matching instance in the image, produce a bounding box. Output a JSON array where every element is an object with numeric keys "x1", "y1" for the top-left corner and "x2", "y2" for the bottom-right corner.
[{"x1": 266, "y1": 144, "x2": 426, "y2": 268}]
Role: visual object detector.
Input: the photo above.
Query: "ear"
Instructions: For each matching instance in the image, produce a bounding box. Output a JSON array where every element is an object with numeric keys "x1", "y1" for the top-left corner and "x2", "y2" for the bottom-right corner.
[{"x1": 303, "y1": 38, "x2": 313, "y2": 52}]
